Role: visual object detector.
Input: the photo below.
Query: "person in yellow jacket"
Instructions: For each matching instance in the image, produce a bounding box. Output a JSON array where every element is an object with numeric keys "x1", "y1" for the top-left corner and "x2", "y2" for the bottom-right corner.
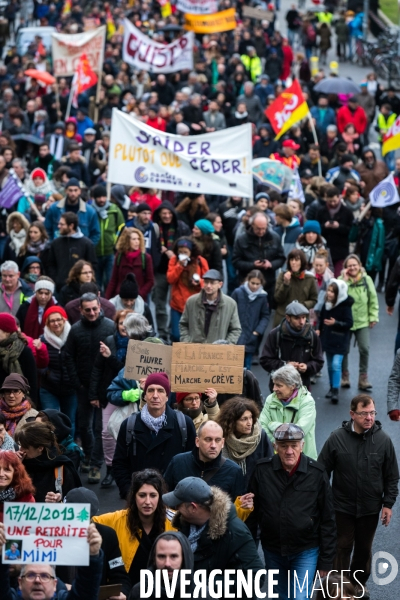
[
  {"x1": 93, "y1": 469, "x2": 176, "y2": 586},
  {"x1": 316, "y1": 9, "x2": 333, "y2": 24},
  {"x1": 377, "y1": 103, "x2": 397, "y2": 170},
  {"x1": 240, "y1": 46, "x2": 262, "y2": 83}
]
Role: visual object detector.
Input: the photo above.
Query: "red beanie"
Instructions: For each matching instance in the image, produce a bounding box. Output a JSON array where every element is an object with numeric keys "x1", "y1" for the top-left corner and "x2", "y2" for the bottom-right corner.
[
  {"x1": 31, "y1": 168, "x2": 46, "y2": 181},
  {"x1": 176, "y1": 392, "x2": 202, "y2": 404},
  {"x1": 144, "y1": 373, "x2": 170, "y2": 396},
  {"x1": 0, "y1": 313, "x2": 17, "y2": 333},
  {"x1": 44, "y1": 306, "x2": 68, "y2": 323}
]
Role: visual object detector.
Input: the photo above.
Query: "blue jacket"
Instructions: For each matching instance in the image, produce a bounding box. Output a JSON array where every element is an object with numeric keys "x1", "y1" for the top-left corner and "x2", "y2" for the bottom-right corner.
[
  {"x1": 231, "y1": 285, "x2": 270, "y2": 352},
  {"x1": 107, "y1": 367, "x2": 139, "y2": 407},
  {"x1": 76, "y1": 115, "x2": 95, "y2": 137},
  {"x1": 45, "y1": 197, "x2": 101, "y2": 244},
  {"x1": 310, "y1": 105, "x2": 337, "y2": 134},
  {"x1": 274, "y1": 217, "x2": 303, "y2": 256}
]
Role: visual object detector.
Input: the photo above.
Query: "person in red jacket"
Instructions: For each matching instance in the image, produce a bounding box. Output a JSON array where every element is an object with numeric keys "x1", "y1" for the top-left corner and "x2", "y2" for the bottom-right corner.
[
  {"x1": 105, "y1": 227, "x2": 154, "y2": 300},
  {"x1": 281, "y1": 38, "x2": 294, "y2": 81},
  {"x1": 271, "y1": 139, "x2": 301, "y2": 169},
  {"x1": 144, "y1": 106, "x2": 167, "y2": 132},
  {"x1": 337, "y1": 97, "x2": 368, "y2": 136}
]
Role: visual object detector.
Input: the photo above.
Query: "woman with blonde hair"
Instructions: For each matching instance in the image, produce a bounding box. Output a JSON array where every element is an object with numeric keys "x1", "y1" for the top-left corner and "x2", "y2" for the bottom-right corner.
[{"x1": 106, "y1": 227, "x2": 154, "y2": 299}]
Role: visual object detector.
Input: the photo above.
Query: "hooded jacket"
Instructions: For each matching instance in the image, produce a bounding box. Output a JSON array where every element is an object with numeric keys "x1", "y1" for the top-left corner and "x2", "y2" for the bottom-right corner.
[
  {"x1": 152, "y1": 200, "x2": 192, "y2": 270},
  {"x1": 232, "y1": 228, "x2": 285, "y2": 290},
  {"x1": 171, "y1": 486, "x2": 264, "y2": 580},
  {"x1": 318, "y1": 278, "x2": 354, "y2": 355},
  {"x1": 39, "y1": 408, "x2": 83, "y2": 469},
  {"x1": 274, "y1": 217, "x2": 303, "y2": 257},
  {"x1": 318, "y1": 420, "x2": 399, "y2": 517},
  {"x1": 356, "y1": 149, "x2": 389, "y2": 196},
  {"x1": 3, "y1": 212, "x2": 30, "y2": 263},
  {"x1": 44, "y1": 197, "x2": 101, "y2": 244},
  {"x1": 338, "y1": 270, "x2": 379, "y2": 330}
]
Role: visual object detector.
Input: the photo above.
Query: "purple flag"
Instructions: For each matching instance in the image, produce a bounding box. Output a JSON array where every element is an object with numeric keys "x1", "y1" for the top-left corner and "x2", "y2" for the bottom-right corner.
[{"x1": 0, "y1": 175, "x2": 24, "y2": 209}]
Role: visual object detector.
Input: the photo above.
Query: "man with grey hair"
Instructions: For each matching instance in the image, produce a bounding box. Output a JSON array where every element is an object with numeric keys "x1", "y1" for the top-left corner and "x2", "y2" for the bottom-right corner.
[
  {"x1": 0, "y1": 260, "x2": 33, "y2": 315},
  {"x1": 260, "y1": 300, "x2": 324, "y2": 387},
  {"x1": 65, "y1": 292, "x2": 114, "y2": 483},
  {"x1": 247, "y1": 423, "x2": 336, "y2": 600},
  {"x1": 10, "y1": 158, "x2": 27, "y2": 183},
  {"x1": 237, "y1": 81, "x2": 263, "y2": 124}
]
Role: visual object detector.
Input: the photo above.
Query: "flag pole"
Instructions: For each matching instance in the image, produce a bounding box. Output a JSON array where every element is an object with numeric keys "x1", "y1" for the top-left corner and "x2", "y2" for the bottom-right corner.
[
  {"x1": 94, "y1": 26, "x2": 106, "y2": 123},
  {"x1": 307, "y1": 111, "x2": 322, "y2": 177},
  {"x1": 65, "y1": 81, "x2": 74, "y2": 120}
]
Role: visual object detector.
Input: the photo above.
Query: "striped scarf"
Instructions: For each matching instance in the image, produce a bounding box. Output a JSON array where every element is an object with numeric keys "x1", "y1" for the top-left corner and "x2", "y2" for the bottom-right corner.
[{"x1": 160, "y1": 225, "x2": 176, "y2": 250}]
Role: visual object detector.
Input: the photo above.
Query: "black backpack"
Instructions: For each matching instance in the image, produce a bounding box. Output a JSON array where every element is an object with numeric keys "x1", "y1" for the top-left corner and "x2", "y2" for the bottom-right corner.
[{"x1": 125, "y1": 410, "x2": 188, "y2": 456}]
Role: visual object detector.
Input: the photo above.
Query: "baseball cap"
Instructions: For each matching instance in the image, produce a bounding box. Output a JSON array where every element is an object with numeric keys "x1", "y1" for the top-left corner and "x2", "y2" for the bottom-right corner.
[
  {"x1": 203, "y1": 269, "x2": 223, "y2": 281},
  {"x1": 274, "y1": 423, "x2": 305, "y2": 441},
  {"x1": 282, "y1": 139, "x2": 300, "y2": 150},
  {"x1": 285, "y1": 300, "x2": 309, "y2": 316},
  {"x1": 84, "y1": 127, "x2": 97, "y2": 135},
  {"x1": 162, "y1": 477, "x2": 213, "y2": 508}
]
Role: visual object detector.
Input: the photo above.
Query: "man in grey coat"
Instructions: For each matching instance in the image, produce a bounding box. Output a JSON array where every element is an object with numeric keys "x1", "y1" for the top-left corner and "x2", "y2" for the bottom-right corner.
[
  {"x1": 179, "y1": 269, "x2": 241, "y2": 343},
  {"x1": 203, "y1": 100, "x2": 226, "y2": 131}
]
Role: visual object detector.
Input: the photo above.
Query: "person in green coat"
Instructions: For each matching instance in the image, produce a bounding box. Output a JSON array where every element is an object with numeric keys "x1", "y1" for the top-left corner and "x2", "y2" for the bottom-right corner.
[
  {"x1": 259, "y1": 364, "x2": 317, "y2": 459},
  {"x1": 339, "y1": 253, "x2": 379, "y2": 391}
]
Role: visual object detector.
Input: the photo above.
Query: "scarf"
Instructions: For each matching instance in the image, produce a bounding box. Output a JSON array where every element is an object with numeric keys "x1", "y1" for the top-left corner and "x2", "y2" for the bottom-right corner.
[
  {"x1": 160, "y1": 224, "x2": 176, "y2": 251},
  {"x1": 243, "y1": 282, "x2": 267, "y2": 302},
  {"x1": 24, "y1": 296, "x2": 55, "y2": 340},
  {"x1": 341, "y1": 130, "x2": 359, "y2": 154},
  {"x1": 315, "y1": 272, "x2": 324, "y2": 287},
  {"x1": 0, "y1": 487, "x2": 16, "y2": 502},
  {"x1": 1, "y1": 431, "x2": 15, "y2": 451},
  {"x1": 281, "y1": 388, "x2": 298, "y2": 406},
  {"x1": 328, "y1": 203, "x2": 341, "y2": 219},
  {"x1": 93, "y1": 200, "x2": 111, "y2": 220},
  {"x1": 9, "y1": 229, "x2": 26, "y2": 257},
  {"x1": 291, "y1": 270, "x2": 306, "y2": 279},
  {"x1": 125, "y1": 249, "x2": 141, "y2": 262},
  {"x1": 0, "y1": 396, "x2": 31, "y2": 436},
  {"x1": 344, "y1": 197, "x2": 363, "y2": 213},
  {"x1": 188, "y1": 523, "x2": 207, "y2": 553},
  {"x1": 224, "y1": 422, "x2": 262, "y2": 474},
  {"x1": 235, "y1": 110, "x2": 248, "y2": 119},
  {"x1": 325, "y1": 301, "x2": 333, "y2": 310},
  {"x1": 26, "y1": 239, "x2": 49, "y2": 255},
  {"x1": 43, "y1": 321, "x2": 71, "y2": 350},
  {"x1": 25, "y1": 177, "x2": 53, "y2": 198},
  {"x1": 140, "y1": 403, "x2": 167, "y2": 434},
  {"x1": 0, "y1": 333, "x2": 26, "y2": 376},
  {"x1": 116, "y1": 331, "x2": 129, "y2": 362},
  {"x1": 284, "y1": 321, "x2": 306, "y2": 338}
]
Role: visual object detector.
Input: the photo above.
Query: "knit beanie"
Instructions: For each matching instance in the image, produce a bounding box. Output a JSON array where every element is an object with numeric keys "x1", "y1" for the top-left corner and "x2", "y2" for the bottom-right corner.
[
  {"x1": 31, "y1": 168, "x2": 46, "y2": 181},
  {"x1": 0, "y1": 313, "x2": 17, "y2": 333},
  {"x1": 136, "y1": 203, "x2": 152, "y2": 213},
  {"x1": 194, "y1": 219, "x2": 215, "y2": 234},
  {"x1": 66, "y1": 177, "x2": 81, "y2": 189},
  {"x1": 144, "y1": 373, "x2": 170, "y2": 396},
  {"x1": 119, "y1": 274, "x2": 139, "y2": 300},
  {"x1": 302, "y1": 220, "x2": 321, "y2": 235},
  {"x1": 43, "y1": 306, "x2": 68, "y2": 323},
  {"x1": 176, "y1": 392, "x2": 202, "y2": 404},
  {"x1": 34, "y1": 279, "x2": 55, "y2": 294},
  {"x1": 92, "y1": 185, "x2": 107, "y2": 199}
]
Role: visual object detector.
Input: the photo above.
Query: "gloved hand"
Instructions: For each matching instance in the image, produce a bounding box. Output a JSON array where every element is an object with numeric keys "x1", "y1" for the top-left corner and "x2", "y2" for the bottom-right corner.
[
  {"x1": 122, "y1": 389, "x2": 141, "y2": 403},
  {"x1": 388, "y1": 409, "x2": 400, "y2": 421}
]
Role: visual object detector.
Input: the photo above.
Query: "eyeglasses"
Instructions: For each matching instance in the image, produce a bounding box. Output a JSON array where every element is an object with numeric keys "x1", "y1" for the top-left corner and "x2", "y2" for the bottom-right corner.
[
  {"x1": 48, "y1": 318, "x2": 64, "y2": 324},
  {"x1": 185, "y1": 396, "x2": 201, "y2": 403},
  {"x1": 21, "y1": 572, "x2": 55, "y2": 583},
  {"x1": 3, "y1": 389, "x2": 23, "y2": 396},
  {"x1": 82, "y1": 307, "x2": 99, "y2": 313},
  {"x1": 354, "y1": 411, "x2": 377, "y2": 417}
]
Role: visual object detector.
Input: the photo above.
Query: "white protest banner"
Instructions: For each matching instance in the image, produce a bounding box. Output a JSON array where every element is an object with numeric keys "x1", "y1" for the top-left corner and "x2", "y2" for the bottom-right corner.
[
  {"x1": 123, "y1": 19, "x2": 194, "y2": 73},
  {"x1": 108, "y1": 109, "x2": 253, "y2": 198},
  {"x1": 3, "y1": 502, "x2": 90, "y2": 565},
  {"x1": 51, "y1": 26, "x2": 106, "y2": 76},
  {"x1": 177, "y1": 0, "x2": 218, "y2": 14},
  {"x1": 369, "y1": 173, "x2": 400, "y2": 208}
]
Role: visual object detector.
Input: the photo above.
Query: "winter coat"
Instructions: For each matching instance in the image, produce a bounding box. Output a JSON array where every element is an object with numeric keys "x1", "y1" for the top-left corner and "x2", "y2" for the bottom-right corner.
[
  {"x1": 164, "y1": 447, "x2": 245, "y2": 501},
  {"x1": 179, "y1": 291, "x2": 242, "y2": 344},
  {"x1": 274, "y1": 217, "x2": 303, "y2": 256},
  {"x1": 47, "y1": 234, "x2": 98, "y2": 292},
  {"x1": 387, "y1": 349, "x2": 400, "y2": 413},
  {"x1": 0, "y1": 344, "x2": 37, "y2": 403},
  {"x1": 260, "y1": 321, "x2": 324, "y2": 387},
  {"x1": 89, "y1": 333, "x2": 124, "y2": 407},
  {"x1": 126, "y1": 218, "x2": 161, "y2": 271},
  {"x1": 152, "y1": 201, "x2": 191, "y2": 274},
  {"x1": 319, "y1": 295, "x2": 354, "y2": 355},
  {"x1": 93, "y1": 203, "x2": 125, "y2": 257},
  {"x1": 113, "y1": 404, "x2": 196, "y2": 499},
  {"x1": 22, "y1": 450, "x2": 81, "y2": 502},
  {"x1": 64, "y1": 314, "x2": 115, "y2": 390},
  {"x1": 231, "y1": 285, "x2": 270, "y2": 352},
  {"x1": 58, "y1": 281, "x2": 81, "y2": 306},
  {"x1": 172, "y1": 486, "x2": 264, "y2": 577},
  {"x1": 105, "y1": 251, "x2": 154, "y2": 300},
  {"x1": 232, "y1": 229, "x2": 285, "y2": 290},
  {"x1": 247, "y1": 453, "x2": 336, "y2": 570},
  {"x1": 40, "y1": 334, "x2": 76, "y2": 396},
  {"x1": 295, "y1": 237, "x2": 330, "y2": 268},
  {"x1": 218, "y1": 198, "x2": 247, "y2": 247},
  {"x1": 318, "y1": 24, "x2": 332, "y2": 51},
  {"x1": 2, "y1": 212, "x2": 30, "y2": 263},
  {"x1": 167, "y1": 255, "x2": 209, "y2": 313},
  {"x1": 65, "y1": 297, "x2": 116, "y2": 324},
  {"x1": 318, "y1": 420, "x2": 399, "y2": 517},
  {"x1": 386, "y1": 256, "x2": 400, "y2": 307},
  {"x1": 260, "y1": 386, "x2": 317, "y2": 459},
  {"x1": 310, "y1": 106, "x2": 337, "y2": 134},
  {"x1": 221, "y1": 428, "x2": 273, "y2": 489},
  {"x1": 338, "y1": 272, "x2": 379, "y2": 330},
  {"x1": 273, "y1": 271, "x2": 318, "y2": 326},
  {"x1": 337, "y1": 105, "x2": 368, "y2": 135},
  {"x1": 335, "y1": 18, "x2": 349, "y2": 43},
  {"x1": 356, "y1": 160, "x2": 389, "y2": 197},
  {"x1": 44, "y1": 197, "x2": 101, "y2": 244},
  {"x1": 316, "y1": 203, "x2": 354, "y2": 263}
]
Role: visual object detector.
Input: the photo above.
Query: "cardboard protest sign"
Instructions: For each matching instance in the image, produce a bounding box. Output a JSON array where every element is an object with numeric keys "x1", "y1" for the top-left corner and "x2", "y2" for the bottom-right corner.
[
  {"x1": 123, "y1": 19, "x2": 194, "y2": 73},
  {"x1": 184, "y1": 9, "x2": 236, "y2": 33},
  {"x1": 242, "y1": 5, "x2": 273, "y2": 21},
  {"x1": 108, "y1": 109, "x2": 252, "y2": 198},
  {"x1": 51, "y1": 27, "x2": 105, "y2": 76},
  {"x1": 124, "y1": 340, "x2": 172, "y2": 379},
  {"x1": 3, "y1": 502, "x2": 91, "y2": 565},
  {"x1": 171, "y1": 344, "x2": 245, "y2": 393}
]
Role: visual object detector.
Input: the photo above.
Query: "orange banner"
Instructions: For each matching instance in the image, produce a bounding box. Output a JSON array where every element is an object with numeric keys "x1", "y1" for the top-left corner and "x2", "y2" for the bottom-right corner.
[
  {"x1": 184, "y1": 8, "x2": 236, "y2": 33},
  {"x1": 265, "y1": 80, "x2": 309, "y2": 139}
]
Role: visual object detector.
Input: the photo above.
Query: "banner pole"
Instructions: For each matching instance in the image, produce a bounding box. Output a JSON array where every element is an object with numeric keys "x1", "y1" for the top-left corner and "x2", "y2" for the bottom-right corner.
[
  {"x1": 94, "y1": 26, "x2": 106, "y2": 123},
  {"x1": 358, "y1": 201, "x2": 371, "y2": 222},
  {"x1": 65, "y1": 80, "x2": 74, "y2": 120},
  {"x1": 307, "y1": 111, "x2": 322, "y2": 177}
]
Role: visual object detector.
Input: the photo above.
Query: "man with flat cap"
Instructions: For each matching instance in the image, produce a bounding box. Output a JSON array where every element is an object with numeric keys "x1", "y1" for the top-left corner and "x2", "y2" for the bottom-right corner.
[
  {"x1": 162, "y1": 476, "x2": 263, "y2": 586},
  {"x1": 247, "y1": 424, "x2": 336, "y2": 600},
  {"x1": 260, "y1": 300, "x2": 323, "y2": 388},
  {"x1": 179, "y1": 269, "x2": 241, "y2": 344}
]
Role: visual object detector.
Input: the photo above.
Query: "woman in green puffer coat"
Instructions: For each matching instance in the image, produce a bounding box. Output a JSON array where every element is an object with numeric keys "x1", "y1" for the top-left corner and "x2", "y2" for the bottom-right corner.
[{"x1": 338, "y1": 253, "x2": 379, "y2": 391}]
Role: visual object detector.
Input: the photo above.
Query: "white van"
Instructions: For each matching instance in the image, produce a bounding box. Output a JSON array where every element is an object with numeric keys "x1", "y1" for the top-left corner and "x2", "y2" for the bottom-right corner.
[{"x1": 16, "y1": 26, "x2": 56, "y2": 56}]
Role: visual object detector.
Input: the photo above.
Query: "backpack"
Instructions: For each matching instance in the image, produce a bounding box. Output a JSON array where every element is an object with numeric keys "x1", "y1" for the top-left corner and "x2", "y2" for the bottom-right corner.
[
  {"x1": 125, "y1": 410, "x2": 188, "y2": 456},
  {"x1": 306, "y1": 24, "x2": 316, "y2": 43}
]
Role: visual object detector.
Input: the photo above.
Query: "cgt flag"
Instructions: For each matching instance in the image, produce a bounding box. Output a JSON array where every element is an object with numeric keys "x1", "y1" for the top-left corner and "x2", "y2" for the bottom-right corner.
[
  {"x1": 382, "y1": 115, "x2": 400, "y2": 156},
  {"x1": 369, "y1": 173, "x2": 399, "y2": 208},
  {"x1": 265, "y1": 80, "x2": 308, "y2": 140},
  {"x1": 72, "y1": 53, "x2": 98, "y2": 108}
]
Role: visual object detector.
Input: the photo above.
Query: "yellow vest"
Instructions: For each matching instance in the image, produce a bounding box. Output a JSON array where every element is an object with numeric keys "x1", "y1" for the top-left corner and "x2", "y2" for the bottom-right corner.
[
  {"x1": 317, "y1": 12, "x2": 333, "y2": 23},
  {"x1": 240, "y1": 54, "x2": 262, "y2": 82}
]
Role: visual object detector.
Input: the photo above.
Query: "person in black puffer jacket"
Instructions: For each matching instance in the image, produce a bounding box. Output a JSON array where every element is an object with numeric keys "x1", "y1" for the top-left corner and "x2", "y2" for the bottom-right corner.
[
  {"x1": 64, "y1": 293, "x2": 115, "y2": 482},
  {"x1": 34, "y1": 409, "x2": 83, "y2": 471}
]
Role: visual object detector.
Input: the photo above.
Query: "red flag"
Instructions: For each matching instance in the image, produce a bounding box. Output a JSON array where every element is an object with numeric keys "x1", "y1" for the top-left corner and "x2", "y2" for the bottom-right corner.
[
  {"x1": 72, "y1": 53, "x2": 98, "y2": 108},
  {"x1": 265, "y1": 80, "x2": 308, "y2": 139}
]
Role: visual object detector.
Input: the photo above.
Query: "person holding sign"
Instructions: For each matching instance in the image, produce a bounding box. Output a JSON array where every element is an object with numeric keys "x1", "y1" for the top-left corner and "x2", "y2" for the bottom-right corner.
[
  {"x1": 0, "y1": 451, "x2": 35, "y2": 522},
  {"x1": 0, "y1": 521, "x2": 104, "y2": 600},
  {"x1": 174, "y1": 388, "x2": 219, "y2": 432}
]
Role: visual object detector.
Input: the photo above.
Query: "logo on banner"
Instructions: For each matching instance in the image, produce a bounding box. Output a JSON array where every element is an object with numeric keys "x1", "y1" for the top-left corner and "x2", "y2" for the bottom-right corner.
[
  {"x1": 373, "y1": 181, "x2": 396, "y2": 205},
  {"x1": 135, "y1": 167, "x2": 148, "y2": 183}
]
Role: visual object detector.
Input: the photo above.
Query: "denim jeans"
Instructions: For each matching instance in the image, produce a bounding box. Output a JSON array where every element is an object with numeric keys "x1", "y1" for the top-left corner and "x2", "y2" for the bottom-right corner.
[
  {"x1": 244, "y1": 353, "x2": 253, "y2": 370},
  {"x1": 263, "y1": 546, "x2": 319, "y2": 600},
  {"x1": 326, "y1": 353, "x2": 344, "y2": 389},
  {"x1": 95, "y1": 255, "x2": 114, "y2": 293},
  {"x1": 170, "y1": 308, "x2": 182, "y2": 343},
  {"x1": 77, "y1": 388, "x2": 103, "y2": 468},
  {"x1": 40, "y1": 388, "x2": 78, "y2": 438}
]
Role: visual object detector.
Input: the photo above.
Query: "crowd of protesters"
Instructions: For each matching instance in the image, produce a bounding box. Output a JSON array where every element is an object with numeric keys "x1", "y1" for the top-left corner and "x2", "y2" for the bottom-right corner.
[{"x1": 0, "y1": 1, "x2": 399, "y2": 600}]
